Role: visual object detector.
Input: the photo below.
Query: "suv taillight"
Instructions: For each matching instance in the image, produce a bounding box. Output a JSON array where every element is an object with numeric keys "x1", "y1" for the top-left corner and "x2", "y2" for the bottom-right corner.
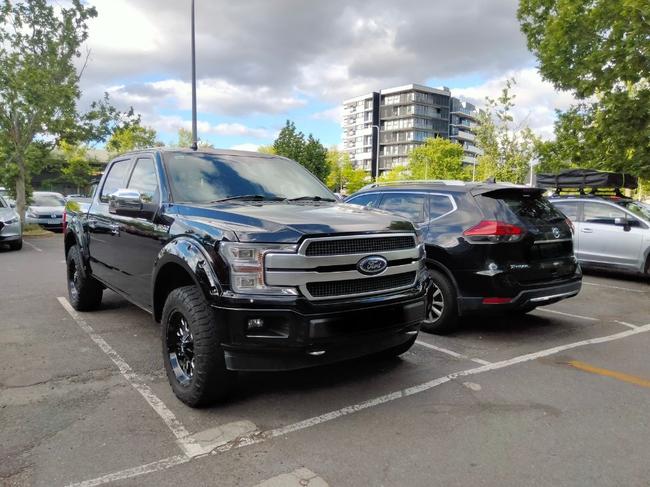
[{"x1": 463, "y1": 220, "x2": 524, "y2": 243}]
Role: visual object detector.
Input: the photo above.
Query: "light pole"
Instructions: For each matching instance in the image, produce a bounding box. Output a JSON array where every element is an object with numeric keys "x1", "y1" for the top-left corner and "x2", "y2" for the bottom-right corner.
[
  {"x1": 190, "y1": 0, "x2": 198, "y2": 151},
  {"x1": 371, "y1": 124, "x2": 380, "y2": 180}
]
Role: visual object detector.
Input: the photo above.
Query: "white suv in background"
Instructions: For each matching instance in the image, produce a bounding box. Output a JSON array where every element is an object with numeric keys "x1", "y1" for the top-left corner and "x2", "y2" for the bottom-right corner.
[{"x1": 551, "y1": 197, "x2": 650, "y2": 276}]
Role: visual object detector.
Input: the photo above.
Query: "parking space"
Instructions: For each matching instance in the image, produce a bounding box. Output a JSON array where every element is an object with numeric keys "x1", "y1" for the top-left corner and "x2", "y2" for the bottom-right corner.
[{"x1": 1, "y1": 235, "x2": 649, "y2": 487}]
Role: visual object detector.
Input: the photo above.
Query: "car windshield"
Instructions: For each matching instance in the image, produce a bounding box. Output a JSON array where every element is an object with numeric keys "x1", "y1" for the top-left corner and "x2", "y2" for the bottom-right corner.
[
  {"x1": 619, "y1": 200, "x2": 650, "y2": 221},
  {"x1": 163, "y1": 152, "x2": 335, "y2": 204},
  {"x1": 0, "y1": 196, "x2": 7, "y2": 208},
  {"x1": 32, "y1": 194, "x2": 65, "y2": 206}
]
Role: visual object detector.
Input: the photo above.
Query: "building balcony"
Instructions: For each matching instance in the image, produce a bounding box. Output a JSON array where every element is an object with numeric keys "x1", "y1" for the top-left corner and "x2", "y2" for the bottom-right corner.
[
  {"x1": 450, "y1": 129, "x2": 476, "y2": 142},
  {"x1": 450, "y1": 107, "x2": 479, "y2": 121},
  {"x1": 464, "y1": 144, "x2": 484, "y2": 156}
]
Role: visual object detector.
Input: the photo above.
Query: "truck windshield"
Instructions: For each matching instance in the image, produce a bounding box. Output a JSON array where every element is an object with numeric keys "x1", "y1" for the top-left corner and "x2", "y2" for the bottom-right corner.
[{"x1": 164, "y1": 152, "x2": 335, "y2": 204}]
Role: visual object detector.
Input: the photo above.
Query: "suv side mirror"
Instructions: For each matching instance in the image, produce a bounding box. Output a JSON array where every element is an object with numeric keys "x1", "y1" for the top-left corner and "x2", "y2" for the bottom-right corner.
[
  {"x1": 613, "y1": 216, "x2": 633, "y2": 231},
  {"x1": 109, "y1": 189, "x2": 157, "y2": 219}
]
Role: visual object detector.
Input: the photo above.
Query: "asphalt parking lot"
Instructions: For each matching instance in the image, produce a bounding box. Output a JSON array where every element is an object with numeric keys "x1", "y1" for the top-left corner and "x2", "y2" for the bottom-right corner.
[{"x1": 1, "y1": 235, "x2": 649, "y2": 487}]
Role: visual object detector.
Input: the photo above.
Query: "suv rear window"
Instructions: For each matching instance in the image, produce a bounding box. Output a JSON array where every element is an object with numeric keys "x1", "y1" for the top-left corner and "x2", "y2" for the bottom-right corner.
[{"x1": 479, "y1": 189, "x2": 565, "y2": 226}]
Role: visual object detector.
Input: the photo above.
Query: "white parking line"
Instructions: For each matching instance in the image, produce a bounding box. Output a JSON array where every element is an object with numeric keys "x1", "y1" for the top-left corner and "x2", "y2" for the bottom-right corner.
[
  {"x1": 535, "y1": 308, "x2": 599, "y2": 321},
  {"x1": 23, "y1": 240, "x2": 43, "y2": 252},
  {"x1": 57, "y1": 297, "x2": 205, "y2": 458},
  {"x1": 415, "y1": 340, "x2": 491, "y2": 365},
  {"x1": 615, "y1": 320, "x2": 639, "y2": 329},
  {"x1": 254, "y1": 468, "x2": 329, "y2": 487},
  {"x1": 67, "y1": 323, "x2": 650, "y2": 487},
  {"x1": 583, "y1": 281, "x2": 648, "y2": 293}
]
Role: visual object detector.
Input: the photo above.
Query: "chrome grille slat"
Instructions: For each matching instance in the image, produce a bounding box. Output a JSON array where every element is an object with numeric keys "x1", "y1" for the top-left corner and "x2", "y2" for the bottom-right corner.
[{"x1": 264, "y1": 233, "x2": 422, "y2": 301}]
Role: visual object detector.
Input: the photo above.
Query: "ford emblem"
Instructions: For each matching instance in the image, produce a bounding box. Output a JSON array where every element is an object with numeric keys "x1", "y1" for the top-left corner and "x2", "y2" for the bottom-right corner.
[
  {"x1": 357, "y1": 255, "x2": 388, "y2": 276},
  {"x1": 552, "y1": 227, "x2": 561, "y2": 239}
]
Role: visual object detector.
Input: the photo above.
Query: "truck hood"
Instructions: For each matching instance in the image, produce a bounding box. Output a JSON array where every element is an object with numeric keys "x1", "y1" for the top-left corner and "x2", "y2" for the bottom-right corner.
[{"x1": 172, "y1": 202, "x2": 416, "y2": 243}]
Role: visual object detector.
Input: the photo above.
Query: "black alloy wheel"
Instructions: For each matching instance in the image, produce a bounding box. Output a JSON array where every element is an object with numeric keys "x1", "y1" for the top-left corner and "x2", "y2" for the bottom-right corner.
[
  {"x1": 66, "y1": 244, "x2": 103, "y2": 311},
  {"x1": 167, "y1": 311, "x2": 195, "y2": 386}
]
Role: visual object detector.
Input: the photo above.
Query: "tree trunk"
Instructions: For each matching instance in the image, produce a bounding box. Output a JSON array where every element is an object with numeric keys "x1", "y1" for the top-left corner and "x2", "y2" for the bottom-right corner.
[{"x1": 15, "y1": 153, "x2": 27, "y2": 224}]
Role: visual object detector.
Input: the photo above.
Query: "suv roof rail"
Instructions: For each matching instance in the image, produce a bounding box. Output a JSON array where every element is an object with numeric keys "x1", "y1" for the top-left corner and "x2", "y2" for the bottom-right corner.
[{"x1": 362, "y1": 179, "x2": 468, "y2": 190}]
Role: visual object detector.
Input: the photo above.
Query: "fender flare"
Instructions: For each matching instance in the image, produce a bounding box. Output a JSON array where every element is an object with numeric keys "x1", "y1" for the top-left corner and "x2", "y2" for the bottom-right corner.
[{"x1": 152, "y1": 237, "x2": 224, "y2": 320}]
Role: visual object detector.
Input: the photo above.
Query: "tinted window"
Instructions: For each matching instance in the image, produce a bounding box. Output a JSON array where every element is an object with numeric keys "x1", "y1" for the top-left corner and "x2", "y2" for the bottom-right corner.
[
  {"x1": 346, "y1": 193, "x2": 380, "y2": 207},
  {"x1": 429, "y1": 194, "x2": 454, "y2": 219},
  {"x1": 163, "y1": 152, "x2": 334, "y2": 203},
  {"x1": 378, "y1": 193, "x2": 426, "y2": 223},
  {"x1": 100, "y1": 160, "x2": 131, "y2": 202},
  {"x1": 583, "y1": 202, "x2": 627, "y2": 225},
  {"x1": 553, "y1": 201, "x2": 579, "y2": 221},
  {"x1": 32, "y1": 194, "x2": 65, "y2": 206},
  {"x1": 127, "y1": 158, "x2": 159, "y2": 203},
  {"x1": 482, "y1": 190, "x2": 565, "y2": 225}
]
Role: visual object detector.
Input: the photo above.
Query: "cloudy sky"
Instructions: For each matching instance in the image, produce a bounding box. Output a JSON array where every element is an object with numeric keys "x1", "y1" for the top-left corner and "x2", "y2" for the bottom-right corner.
[{"x1": 78, "y1": 0, "x2": 576, "y2": 150}]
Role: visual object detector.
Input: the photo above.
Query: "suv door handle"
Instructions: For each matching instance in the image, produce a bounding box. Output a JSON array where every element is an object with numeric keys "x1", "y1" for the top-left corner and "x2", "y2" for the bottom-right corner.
[{"x1": 581, "y1": 228, "x2": 593, "y2": 233}]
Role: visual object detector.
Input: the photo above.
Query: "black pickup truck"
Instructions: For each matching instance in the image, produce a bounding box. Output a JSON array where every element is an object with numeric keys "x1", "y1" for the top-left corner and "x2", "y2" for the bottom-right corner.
[{"x1": 64, "y1": 149, "x2": 429, "y2": 406}]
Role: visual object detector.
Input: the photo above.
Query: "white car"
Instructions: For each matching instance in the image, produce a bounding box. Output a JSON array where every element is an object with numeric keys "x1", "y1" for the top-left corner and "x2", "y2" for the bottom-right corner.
[
  {"x1": 25, "y1": 191, "x2": 66, "y2": 232},
  {"x1": 552, "y1": 196, "x2": 650, "y2": 276},
  {"x1": 0, "y1": 195, "x2": 22, "y2": 250}
]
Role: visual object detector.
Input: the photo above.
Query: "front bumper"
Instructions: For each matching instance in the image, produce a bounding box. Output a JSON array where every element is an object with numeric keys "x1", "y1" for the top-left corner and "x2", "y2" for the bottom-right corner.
[
  {"x1": 458, "y1": 277, "x2": 582, "y2": 313},
  {"x1": 212, "y1": 284, "x2": 428, "y2": 371},
  {"x1": 0, "y1": 221, "x2": 22, "y2": 240},
  {"x1": 26, "y1": 216, "x2": 63, "y2": 230}
]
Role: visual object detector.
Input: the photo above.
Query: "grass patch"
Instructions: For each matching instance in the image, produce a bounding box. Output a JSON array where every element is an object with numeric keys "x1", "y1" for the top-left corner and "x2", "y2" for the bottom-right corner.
[{"x1": 23, "y1": 224, "x2": 54, "y2": 236}]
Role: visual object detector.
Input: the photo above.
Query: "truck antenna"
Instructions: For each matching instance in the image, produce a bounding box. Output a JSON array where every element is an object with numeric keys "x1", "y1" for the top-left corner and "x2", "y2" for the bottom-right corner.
[{"x1": 190, "y1": 0, "x2": 198, "y2": 151}]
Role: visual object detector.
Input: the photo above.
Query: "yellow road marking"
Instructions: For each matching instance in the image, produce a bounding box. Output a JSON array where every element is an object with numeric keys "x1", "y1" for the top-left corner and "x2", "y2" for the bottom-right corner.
[{"x1": 568, "y1": 360, "x2": 650, "y2": 389}]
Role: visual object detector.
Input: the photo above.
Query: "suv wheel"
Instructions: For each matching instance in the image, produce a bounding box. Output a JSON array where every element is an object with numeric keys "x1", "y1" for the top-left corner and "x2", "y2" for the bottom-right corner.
[
  {"x1": 162, "y1": 285, "x2": 235, "y2": 407},
  {"x1": 66, "y1": 244, "x2": 103, "y2": 311},
  {"x1": 9, "y1": 238, "x2": 22, "y2": 251},
  {"x1": 421, "y1": 269, "x2": 459, "y2": 335}
]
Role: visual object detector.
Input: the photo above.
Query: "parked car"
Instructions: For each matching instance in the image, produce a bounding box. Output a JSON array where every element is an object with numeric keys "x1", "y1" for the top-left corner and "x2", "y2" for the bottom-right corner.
[
  {"x1": 0, "y1": 195, "x2": 22, "y2": 250},
  {"x1": 0, "y1": 187, "x2": 15, "y2": 208},
  {"x1": 65, "y1": 149, "x2": 430, "y2": 406},
  {"x1": 26, "y1": 191, "x2": 66, "y2": 232},
  {"x1": 346, "y1": 181, "x2": 582, "y2": 333},
  {"x1": 550, "y1": 195, "x2": 650, "y2": 276}
]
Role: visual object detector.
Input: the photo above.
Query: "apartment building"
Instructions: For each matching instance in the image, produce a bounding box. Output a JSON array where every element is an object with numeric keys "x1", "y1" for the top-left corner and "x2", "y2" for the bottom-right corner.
[{"x1": 342, "y1": 84, "x2": 482, "y2": 177}]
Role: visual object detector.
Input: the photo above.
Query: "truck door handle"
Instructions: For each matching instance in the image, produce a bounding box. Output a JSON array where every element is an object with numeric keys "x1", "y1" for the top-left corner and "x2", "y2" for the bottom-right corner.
[{"x1": 581, "y1": 228, "x2": 593, "y2": 233}]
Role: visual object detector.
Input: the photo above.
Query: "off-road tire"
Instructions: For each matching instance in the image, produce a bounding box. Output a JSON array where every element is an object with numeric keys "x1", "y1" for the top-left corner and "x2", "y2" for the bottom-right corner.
[
  {"x1": 66, "y1": 244, "x2": 103, "y2": 311},
  {"x1": 421, "y1": 269, "x2": 459, "y2": 335},
  {"x1": 162, "y1": 285, "x2": 235, "y2": 407}
]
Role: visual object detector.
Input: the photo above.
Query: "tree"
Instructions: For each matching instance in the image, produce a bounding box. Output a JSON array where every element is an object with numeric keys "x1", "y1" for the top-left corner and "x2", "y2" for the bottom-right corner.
[
  {"x1": 272, "y1": 120, "x2": 305, "y2": 163},
  {"x1": 474, "y1": 79, "x2": 539, "y2": 184},
  {"x1": 326, "y1": 148, "x2": 368, "y2": 194},
  {"x1": 518, "y1": 0, "x2": 650, "y2": 177},
  {"x1": 0, "y1": 0, "x2": 97, "y2": 220},
  {"x1": 407, "y1": 137, "x2": 466, "y2": 180},
  {"x1": 301, "y1": 134, "x2": 329, "y2": 182},
  {"x1": 176, "y1": 127, "x2": 214, "y2": 148},
  {"x1": 106, "y1": 122, "x2": 159, "y2": 157},
  {"x1": 59, "y1": 141, "x2": 93, "y2": 194},
  {"x1": 272, "y1": 120, "x2": 330, "y2": 182},
  {"x1": 257, "y1": 145, "x2": 276, "y2": 155}
]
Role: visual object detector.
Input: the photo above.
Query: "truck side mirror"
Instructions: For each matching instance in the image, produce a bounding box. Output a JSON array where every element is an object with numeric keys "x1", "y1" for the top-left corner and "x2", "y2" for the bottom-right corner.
[{"x1": 109, "y1": 189, "x2": 157, "y2": 219}]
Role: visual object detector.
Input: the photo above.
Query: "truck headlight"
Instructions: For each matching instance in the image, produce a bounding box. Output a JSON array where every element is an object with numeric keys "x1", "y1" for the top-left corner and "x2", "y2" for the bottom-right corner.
[{"x1": 219, "y1": 242, "x2": 298, "y2": 295}]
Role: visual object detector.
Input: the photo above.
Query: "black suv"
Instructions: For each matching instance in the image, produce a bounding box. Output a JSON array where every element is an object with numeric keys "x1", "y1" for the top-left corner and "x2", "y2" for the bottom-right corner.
[
  {"x1": 64, "y1": 149, "x2": 429, "y2": 406},
  {"x1": 346, "y1": 181, "x2": 582, "y2": 333}
]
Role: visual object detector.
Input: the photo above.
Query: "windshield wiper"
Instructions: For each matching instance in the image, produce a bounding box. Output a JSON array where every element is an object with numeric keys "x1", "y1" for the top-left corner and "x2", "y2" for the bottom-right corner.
[
  {"x1": 287, "y1": 196, "x2": 337, "y2": 202},
  {"x1": 210, "y1": 194, "x2": 284, "y2": 203}
]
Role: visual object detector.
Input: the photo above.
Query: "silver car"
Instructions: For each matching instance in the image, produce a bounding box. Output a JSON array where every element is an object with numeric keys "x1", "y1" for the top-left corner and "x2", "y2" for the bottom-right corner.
[
  {"x1": 0, "y1": 195, "x2": 22, "y2": 250},
  {"x1": 552, "y1": 197, "x2": 650, "y2": 275},
  {"x1": 26, "y1": 191, "x2": 66, "y2": 232}
]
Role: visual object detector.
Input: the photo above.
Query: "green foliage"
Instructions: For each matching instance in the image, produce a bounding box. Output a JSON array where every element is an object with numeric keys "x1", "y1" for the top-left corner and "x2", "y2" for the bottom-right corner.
[
  {"x1": 518, "y1": 0, "x2": 650, "y2": 178},
  {"x1": 326, "y1": 148, "x2": 368, "y2": 194},
  {"x1": 407, "y1": 137, "x2": 467, "y2": 180},
  {"x1": 378, "y1": 165, "x2": 411, "y2": 183},
  {"x1": 257, "y1": 145, "x2": 276, "y2": 155},
  {"x1": 59, "y1": 141, "x2": 93, "y2": 193},
  {"x1": 272, "y1": 120, "x2": 329, "y2": 182},
  {"x1": 176, "y1": 127, "x2": 214, "y2": 148},
  {"x1": 0, "y1": 0, "x2": 131, "y2": 221},
  {"x1": 474, "y1": 79, "x2": 539, "y2": 184},
  {"x1": 106, "y1": 123, "x2": 159, "y2": 157}
]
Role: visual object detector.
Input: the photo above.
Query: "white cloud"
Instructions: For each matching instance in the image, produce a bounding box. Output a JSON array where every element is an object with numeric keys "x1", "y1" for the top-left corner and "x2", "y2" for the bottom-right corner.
[
  {"x1": 145, "y1": 115, "x2": 270, "y2": 140},
  {"x1": 453, "y1": 68, "x2": 577, "y2": 139},
  {"x1": 230, "y1": 143, "x2": 260, "y2": 152},
  {"x1": 311, "y1": 106, "x2": 343, "y2": 124}
]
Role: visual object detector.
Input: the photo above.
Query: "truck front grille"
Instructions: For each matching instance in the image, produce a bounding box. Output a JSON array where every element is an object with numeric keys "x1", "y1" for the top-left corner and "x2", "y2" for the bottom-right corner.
[
  {"x1": 305, "y1": 235, "x2": 415, "y2": 256},
  {"x1": 306, "y1": 272, "x2": 417, "y2": 298}
]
